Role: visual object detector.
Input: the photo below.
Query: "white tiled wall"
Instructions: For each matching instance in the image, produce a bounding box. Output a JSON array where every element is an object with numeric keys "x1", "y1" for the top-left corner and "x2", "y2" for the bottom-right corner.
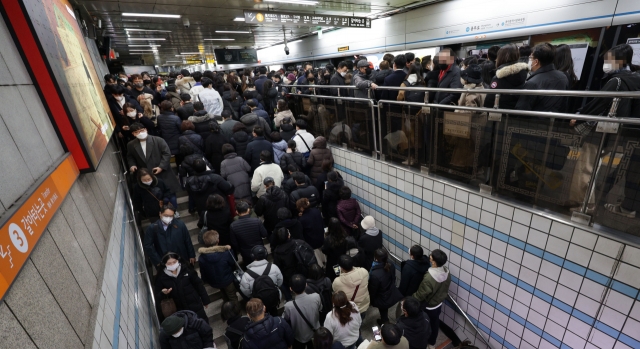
[
  {"x1": 332, "y1": 146, "x2": 640, "y2": 349},
  {"x1": 91, "y1": 184, "x2": 160, "y2": 349}
]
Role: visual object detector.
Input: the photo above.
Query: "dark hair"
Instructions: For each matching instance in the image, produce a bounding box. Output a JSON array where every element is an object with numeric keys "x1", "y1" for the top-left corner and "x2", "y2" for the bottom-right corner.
[
  {"x1": 481, "y1": 61, "x2": 496, "y2": 85},
  {"x1": 236, "y1": 200, "x2": 250, "y2": 214},
  {"x1": 332, "y1": 291, "x2": 358, "y2": 326},
  {"x1": 160, "y1": 203, "x2": 176, "y2": 215},
  {"x1": 495, "y1": 44, "x2": 520, "y2": 68},
  {"x1": 421, "y1": 55, "x2": 432, "y2": 70},
  {"x1": 555, "y1": 44, "x2": 578, "y2": 86},
  {"x1": 161, "y1": 252, "x2": 181, "y2": 265},
  {"x1": 221, "y1": 301, "x2": 242, "y2": 321},
  {"x1": 247, "y1": 99, "x2": 257, "y2": 108},
  {"x1": 532, "y1": 43, "x2": 555, "y2": 66},
  {"x1": 253, "y1": 126, "x2": 264, "y2": 137},
  {"x1": 259, "y1": 150, "x2": 272, "y2": 163},
  {"x1": 487, "y1": 46, "x2": 501, "y2": 61},
  {"x1": 383, "y1": 53, "x2": 395, "y2": 65},
  {"x1": 338, "y1": 254, "x2": 353, "y2": 271},
  {"x1": 137, "y1": 167, "x2": 153, "y2": 181},
  {"x1": 337, "y1": 61, "x2": 348, "y2": 69},
  {"x1": 393, "y1": 54, "x2": 407, "y2": 69},
  {"x1": 287, "y1": 164, "x2": 298, "y2": 174},
  {"x1": 339, "y1": 186, "x2": 352, "y2": 200},
  {"x1": 166, "y1": 84, "x2": 177, "y2": 93},
  {"x1": 410, "y1": 245, "x2": 424, "y2": 259},
  {"x1": 209, "y1": 121, "x2": 220, "y2": 134},
  {"x1": 275, "y1": 227, "x2": 289, "y2": 245},
  {"x1": 222, "y1": 143, "x2": 235, "y2": 155},
  {"x1": 180, "y1": 93, "x2": 191, "y2": 102},
  {"x1": 206, "y1": 194, "x2": 226, "y2": 211},
  {"x1": 313, "y1": 327, "x2": 334, "y2": 349},
  {"x1": 181, "y1": 120, "x2": 195, "y2": 132},
  {"x1": 406, "y1": 64, "x2": 425, "y2": 85},
  {"x1": 607, "y1": 44, "x2": 635, "y2": 70},
  {"x1": 374, "y1": 248, "x2": 390, "y2": 272},
  {"x1": 405, "y1": 52, "x2": 415, "y2": 63},
  {"x1": 519, "y1": 45, "x2": 532, "y2": 59},
  {"x1": 130, "y1": 73, "x2": 142, "y2": 82},
  {"x1": 232, "y1": 122, "x2": 247, "y2": 133},
  {"x1": 327, "y1": 218, "x2": 346, "y2": 249},
  {"x1": 295, "y1": 119, "x2": 308, "y2": 129},
  {"x1": 292, "y1": 172, "x2": 305, "y2": 185},
  {"x1": 290, "y1": 274, "x2": 307, "y2": 294},
  {"x1": 307, "y1": 264, "x2": 324, "y2": 281},
  {"x1": 193, "y1": 101, "x2": 204, "y2": 111},
  {"x1": 221, "y1": 110, "x2": 232, "y2": 119},
  {"x1": 431, "y1": 249, "x2": 448, "y2": 267},
  {"x1": 258, "y1": 66, "x2": 267, "y2": 74},
  {"x1": 401, "y1": 296, "x2": 421, "y2": 317},
  {"x1": 277, "y1": 207, "x2": 292, "y2": 220},
  {"x1": 277, "y1": 99, "x2": 288, "y2": 111},
  {"x1": 159, "y1": 100, "x2": 174, "y2": 111},
  {"x1": 193, "y1": 158, "x2": 207, "y2": 173},
  {"x1": 201, "y1": 77, "x2": 213, "y2": 88},
  {"x1": 463, "y1": 56, "x2": 478, "y2": 67},
  {"x1": 379, "y1": 61, "x2": 390, "y2": 70},
  {"x1": 129, "y1": 122, "x2": 145, "y2": 133},
  {"x1": 270, "y1": 132, "x2": 282, "y2": 143},
  {"x1": 381, "y1": 323, "x2": 402, "y2": 345},
  {"x1": 192, "y1": 71, "x2": 202, "y2": 82},
  {"x1": 346, "y1": 60, "x2": 354, "y2": 70},
  {"x1": 327, "y1": 171, "x2": 339, "y2": 182}
]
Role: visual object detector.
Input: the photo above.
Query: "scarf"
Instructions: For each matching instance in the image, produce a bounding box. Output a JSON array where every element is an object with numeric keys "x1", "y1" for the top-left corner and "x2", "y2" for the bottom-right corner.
[{"x1": 438, "y1": 64, "x2": 452, "y2": 83}]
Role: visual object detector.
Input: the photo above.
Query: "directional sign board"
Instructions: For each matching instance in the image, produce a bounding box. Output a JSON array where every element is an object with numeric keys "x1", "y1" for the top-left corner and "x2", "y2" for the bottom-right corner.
[{"x1": 244, "y1": 10, "x2": 371, "y2": 28}]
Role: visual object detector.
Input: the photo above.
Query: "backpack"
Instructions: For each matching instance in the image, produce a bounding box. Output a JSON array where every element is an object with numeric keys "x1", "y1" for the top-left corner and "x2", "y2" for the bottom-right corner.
[
  {"x1": 246, "y1": 263, "x2": 280, "y2": 310},
  {"x1": 292, "y1": 239, "x2": 317, "y2": 275},
  {"x1": 307, "y1": 281, "x2": 332, "y2": 314},
  {"x1": 402, "y1": 80, "x2": 426, "y2": 103}
]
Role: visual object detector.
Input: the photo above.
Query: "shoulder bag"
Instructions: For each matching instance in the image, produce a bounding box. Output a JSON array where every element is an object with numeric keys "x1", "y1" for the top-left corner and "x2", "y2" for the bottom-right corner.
[{"x1": 293, "y1": 300, "x2": 316, "y2": 330}]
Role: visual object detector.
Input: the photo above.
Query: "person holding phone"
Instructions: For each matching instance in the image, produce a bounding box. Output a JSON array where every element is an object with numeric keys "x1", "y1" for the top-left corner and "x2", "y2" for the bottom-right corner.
[{"x1": 365, "y1": 324, "x2": 409, "y2": 349}]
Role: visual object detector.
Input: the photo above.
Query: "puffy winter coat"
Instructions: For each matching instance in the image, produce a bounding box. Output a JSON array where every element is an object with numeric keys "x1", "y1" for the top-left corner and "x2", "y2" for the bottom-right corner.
[
  {"x1": 272, "y1": 239, "x2": 301, "y2": 286},
  {"x1": 297, "y1": 207, "x2": 325, "y2": 249},
  {"x1": 239, "y1": 259, "x2": 283, "y2": 297},
  {"x1": 154, "y1": 264, "x2": 210, "y2": 319},
  {"x1": 413, "y1": 266, "x2": 451, "y2": 308},
  {"x1": 282, "y1": 175, "x2": 311, "y2": 195},
  {"x1": 132, "y1": 175, "x2": 172, "y2": 221},
  {"x1": 434, "y1": 64, "x2": 463, "y2": 105},
  {"x1": 290, "y1": 184, "x2": 320, "y2": 209},
  {"x1": 188, "y1": 113, "x2": 215, "y2": 141},
  {"x1": 230, "y1": 215, "x2": 268, "y2": 264},
  {"x1": 279, "y1": 122, "x2": 296, "y2": 141},
  {"x1": 399, "y1": 256, "x2": 430, "y2": 297},
  {"x1": 240, "y1": 112, "x2": 272, "y2": 135},
  {"x1": 254, "y1": 186, "x2": 289, "y2": 233},
  {"x1": 322, "y1": 178, "x2": 344, "y2": 220},
  {"x1": 272, "y1": 140, "x2": 288, "y2": 165},
  {"x1": 185, "y1": 172, "x2": 234, "y2": 214},
  {"x1": 515, "y1": 64, "x2": 569, "y2": 113},
  {"x1": 176, "y1": 76, "x2": 196, "y2": 95},
  {"x1": 197, "y1": 245, "x2": 235, "y2": 289},
  {"x1": 358, "y1": 227, "x2": 383, "y2": 271},
  {"x1": 157, "y1": 111, "x2": 183, "y2": 155},
  {"x1": 197, "y1": 206, "x2": 232, "y2": 246},
  {"x1": 223, "y1": 91, "x2": 241, "y2": 117},
  {"x1": 143, "y1": 220, "x2": 195, "y2": 266},
  {"x1": 337, "y1": 198, "x2": 362, "y2": 235},
  {"x1": 307, "y1": 137, "x2": 333, "y2": 183},
  {"x1": 396, "y1": 313, "x2": 431, "y2": 349},
  {"x1": 230, "y1": 130, "x2": 252, "y2": 157},
  {"x1": 274, "y1": 109, "x2": 295, "y2": 129},
  {"x1": 179, "y1": 152, "x2": 212, "y2": 179},
  {"x1": 178, "y1": 130, "x2": 204, "y2": 155},
  {"x1": 244, "y1": 136, "x2": 275, "y2": 173},
  {"x1": 159, "y1": 310, "x2": 214, "y2": 349},
  {"x1": 241, "y1": 314, "x2": 293, "y2": 349},
  {"x1": 280, "y1": 152, "x2": 306, "y2": 175},
  {"x1": 369, "y1": 263, "x2": 403, "y2": 309},
  {"x1": 332, "y1": 267, "x2": 370, "y2": 312},
  {"x1": 483, "y1": 62, "x2": 528, "y2": 110},
  {"x1": 251, "y1": 163, "x2": 285, "y2": 198},
  {"x1": 270, "y1": 218, "x2": 304, "y2": 250},
  {"x1": 321, "y1": 236, "x2": 348, "y2": 279},
  {"x1": 220, "y1": 153, "x2": 252, "y2": 200},
  {"x1": 176, "y1": 102, "x2": 195, "y2": 121},
  {"x1": 204, "y1": 132, "x2": 230, "y2": 174}
]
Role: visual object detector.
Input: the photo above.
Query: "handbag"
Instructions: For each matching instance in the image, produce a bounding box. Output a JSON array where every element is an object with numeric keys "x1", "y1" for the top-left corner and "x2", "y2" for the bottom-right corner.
[
  {"x1": 229, "y1": 250, "x2": 244, "y2": 284},
  {"x1": 160, "y1": 295, "x2": 177, "y2": 317},
  {"x1": 575, "y1": 77, "x2": 623, "y2": 137},
  {"x1": 146, "y1": 188, "x2": 164, "y2": 209}
]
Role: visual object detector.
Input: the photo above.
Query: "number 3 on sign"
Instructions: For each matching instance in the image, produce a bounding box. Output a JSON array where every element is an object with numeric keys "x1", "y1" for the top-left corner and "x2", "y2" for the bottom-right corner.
[{"x1": 9, "y1": 223, "x2": 28, "y2": 253}]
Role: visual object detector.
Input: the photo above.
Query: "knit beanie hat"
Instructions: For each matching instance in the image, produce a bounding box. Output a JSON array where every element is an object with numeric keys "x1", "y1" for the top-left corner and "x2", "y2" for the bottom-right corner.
[
  {"x1": 287, "y1": 73, "x2": 296, "y2": 81},
  {"x1": 161, "y1": 315, "x2": 185, "y2": 335},
  {"x1": 361, "y1": 215, "x2": 375, "y2": 230}
]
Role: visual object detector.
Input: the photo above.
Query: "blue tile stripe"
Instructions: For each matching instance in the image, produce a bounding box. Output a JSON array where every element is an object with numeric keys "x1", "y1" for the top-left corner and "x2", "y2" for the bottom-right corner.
[
  {"x1": 113, "y1": 205, "x2": 128, "y2": 349},
  {"x1": 335, "y1": 163, "x2": 640, "y2": 346}
]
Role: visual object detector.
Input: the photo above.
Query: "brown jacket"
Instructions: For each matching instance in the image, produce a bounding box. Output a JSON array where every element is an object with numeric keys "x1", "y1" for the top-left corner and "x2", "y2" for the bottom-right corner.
[{"x1": 306, "y1": 136, "x2": 333, "y2": 183}]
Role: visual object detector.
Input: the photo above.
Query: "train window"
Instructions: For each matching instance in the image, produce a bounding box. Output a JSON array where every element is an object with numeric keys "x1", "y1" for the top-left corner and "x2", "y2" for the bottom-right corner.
[{"x1": 615, "y1": 23, "x2": 640, "y2": 66}]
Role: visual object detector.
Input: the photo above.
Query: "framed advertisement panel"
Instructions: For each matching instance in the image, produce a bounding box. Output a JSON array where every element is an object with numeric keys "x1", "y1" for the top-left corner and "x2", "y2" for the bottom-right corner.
[{"x1": 0, "y1": 0, "x2": 115, "y2": 172}]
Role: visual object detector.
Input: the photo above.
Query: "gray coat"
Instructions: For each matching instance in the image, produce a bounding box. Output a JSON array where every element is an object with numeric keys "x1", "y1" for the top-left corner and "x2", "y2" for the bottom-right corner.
[
  {"x1": 353, "y1": 72, "x2": 373, "y2": 99},
  {"x1": 220, "y1": 152, "x2": 252, "y2": 200},
  {"x1": 126, "y1": 136, "x2": 182, "y2": 194}
]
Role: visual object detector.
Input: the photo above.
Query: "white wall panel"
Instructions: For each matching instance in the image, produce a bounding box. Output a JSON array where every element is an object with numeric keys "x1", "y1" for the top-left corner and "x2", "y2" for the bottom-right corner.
[{"x1": 612, "y1": 0, "x2": 640, "y2": 25}]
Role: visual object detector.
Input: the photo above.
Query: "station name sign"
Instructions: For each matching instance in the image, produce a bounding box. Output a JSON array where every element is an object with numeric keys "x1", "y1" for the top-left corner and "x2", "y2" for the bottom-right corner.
[{"x1": 244, "y1": 10, "x2": 371, "y2": 28}]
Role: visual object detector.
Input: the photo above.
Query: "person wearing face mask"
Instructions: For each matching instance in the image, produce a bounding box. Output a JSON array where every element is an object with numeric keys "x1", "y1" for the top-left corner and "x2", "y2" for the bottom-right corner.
[
  {"x1": 433, "y1": 48, "x2": 463, "y2": 105},
  {"x1": 132, "y1": 168, "x2": 176, "y2": 223},
  {"x1": 353, "y1": 60, "x2": 378, "y2": 99},
  {"x1": 155, "y1": 253, "x2": 210, "y2": 323},
  {"x1": 106, "y1": 84, "x2": 143, "y2": 130},
  {"x1": 330, "y1": 61, "x2": 349, "y2": 97},
  {"x1": 129, "y1": 73, "x2": 161, "y2": 105},
  {"x1": 159, "y1": 309, "x2": 214, "y2": 349},
  {"x1": 569, "y1": 44, "x2": 640, "y2": 216},
  {"x1": 515, "y1": 43, "x2": 569, "y2": 112},
  {"x1": 144, "y1": 201, "x2": 197, "y2": 269},
  {"x1": 127, "y1": 122, "x2": 182, "y2": 195}
]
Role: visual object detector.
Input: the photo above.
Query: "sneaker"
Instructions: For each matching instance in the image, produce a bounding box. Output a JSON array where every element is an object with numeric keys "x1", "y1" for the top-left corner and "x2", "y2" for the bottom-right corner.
[
  {"x1": 604, "y1": 203, "x2": 636, "y2": 218},
  {"x1": 174, "y1": 211, "x2": 181, "y2": 219},
  {"x1": 570, "y1": 204, "x2": 595, "y2": 215}
]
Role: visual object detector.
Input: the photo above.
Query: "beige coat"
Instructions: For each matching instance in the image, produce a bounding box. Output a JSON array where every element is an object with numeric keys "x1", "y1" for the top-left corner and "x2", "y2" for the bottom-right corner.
[
  {"x1": 274, "y1": 109, "x2": 295, "y2": 128},
  {"x1": 332, "y1": 267, "x2": 370, "y2": 312}
]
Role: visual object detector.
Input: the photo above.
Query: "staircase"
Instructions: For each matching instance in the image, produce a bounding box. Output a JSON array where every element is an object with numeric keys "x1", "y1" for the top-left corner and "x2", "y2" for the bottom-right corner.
[{"x1": 138, "y1": 164, "x2": 456, "y2": 349}]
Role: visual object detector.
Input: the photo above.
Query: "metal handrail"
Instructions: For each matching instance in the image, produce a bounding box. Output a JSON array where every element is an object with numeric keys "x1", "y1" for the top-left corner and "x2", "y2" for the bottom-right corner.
[{"x1": 386, "y1": 250, "x2": 494, "y2": 349}]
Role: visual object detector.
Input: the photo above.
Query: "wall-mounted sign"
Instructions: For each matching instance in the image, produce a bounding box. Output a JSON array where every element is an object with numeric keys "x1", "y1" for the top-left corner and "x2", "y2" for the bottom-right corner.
[
  {"x1": 338, "y1": 46, "x2": 350, "y2": 52},
  {"x1": 244, "y1": 10, "x2": 370, "y2": 28},
  {"x1": 627, "y1": 38, "x2": 640, "y2": 65},
  {"x1": 443, "y1": 15, "x2": 528, "y2": 37},
  {"x1": 0, "y1": 154, "x2": 79, "y2": 301},
  {"x1": 214, "y1": 48, "x2": 258, "y2": 64}
]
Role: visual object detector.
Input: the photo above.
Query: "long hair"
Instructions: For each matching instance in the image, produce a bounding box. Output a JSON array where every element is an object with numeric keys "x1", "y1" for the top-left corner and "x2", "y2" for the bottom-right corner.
[
  {"x1": 332, "y1": 291, "x2": 358, "y2": 326},
  {"x1": 374, "y1": 248, "x2": 390, "y2": 272},
  {"x1": 495, "y1": 44, "x2": 520, "y2": 68},
  {"x1": 327, "y1": 217, "x2": 346, "y2": 249},
  {"x1": 554, "y1": 44, "x2": 578, "y2": 86},
  {"x1": 405, "y1": 63, "x2": 425, "y2": 86}
]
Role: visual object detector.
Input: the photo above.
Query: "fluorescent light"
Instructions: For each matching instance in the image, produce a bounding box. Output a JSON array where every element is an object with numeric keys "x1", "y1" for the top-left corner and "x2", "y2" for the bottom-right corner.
[
  {"x1": 226, "y1": 46, "x2": 242, "y2": 48},
  {"x1": 129, "y1": 50, "x2": 156, "y2": 52},
  {"x1": 204, "y1": 38, "x2": 235, "y2": 41},
  {"x1": 264, "y1": 0, "x2": 318, "y2": 4},
  {"x1": 127, "y1": 38, "x2": 166, "y2": 41},
  {"x1": 166, "y1": 61, "x2": 182, "y2": 63},
  {"x1": 216, "y1": 30, "x2": 251, "y2": 34},
  {"x1": 233, "y1": 17, "x2": 245, "y2": 21},
  {"x1": 125, "y1": 28, "x2": 172, "y2": 32},
  {"x1": 122, "y1": 13, "x2": 180, "y2": 18},
  {"x1": 180, "y1": 52, "x2": 201, "y2": 54},
  {"x1": 128, "y1": 45, "x2": 161, "y2": 47}
]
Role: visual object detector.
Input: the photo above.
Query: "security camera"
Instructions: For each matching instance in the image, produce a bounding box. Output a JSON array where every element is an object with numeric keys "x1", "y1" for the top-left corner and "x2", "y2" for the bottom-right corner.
[
  {"x1": 284, "y1": 46, "x2": 290, "y2": 55},
  {"x1": 183, "y1": 17, "x2": 190, "y2": 29}
]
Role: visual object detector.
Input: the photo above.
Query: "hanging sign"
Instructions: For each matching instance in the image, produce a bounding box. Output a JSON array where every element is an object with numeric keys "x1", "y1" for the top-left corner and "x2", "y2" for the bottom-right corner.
[{"x1": 244, "y1": 10, "x2": 371, "y2": 28}]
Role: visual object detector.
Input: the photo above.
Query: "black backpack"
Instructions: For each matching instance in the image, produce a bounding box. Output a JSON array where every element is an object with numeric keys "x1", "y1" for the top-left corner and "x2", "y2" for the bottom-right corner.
[
  {"x1": 402, "y1": 80, "x2": 426, "y2": 103},
  {"x1": 307, "y1": 281, "x2": 332, "y2": 314},
  {"x1": 246, "y1": 263, "x2": 280, "y2": 310},
  {"x1": 292, "y1": 239, "x2": 317, "y2": 275}
]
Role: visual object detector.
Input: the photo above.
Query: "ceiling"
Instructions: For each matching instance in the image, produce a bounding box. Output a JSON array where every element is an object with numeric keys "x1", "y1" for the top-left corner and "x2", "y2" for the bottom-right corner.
[{"x1": 72, "y1": 0, "x2": 423, "y2": 65}]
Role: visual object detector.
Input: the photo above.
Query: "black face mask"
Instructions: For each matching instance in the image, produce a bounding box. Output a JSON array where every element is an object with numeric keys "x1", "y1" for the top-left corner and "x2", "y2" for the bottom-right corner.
[
  {"x1": 143, "y1": 79, "x2": 151, "y2": 85},
  {"x1": 365, "y1": 67, "x2": 372, "y2": 75},
  {"x1": 437, "y1": 63, "x2": 449, "y2": 70}
]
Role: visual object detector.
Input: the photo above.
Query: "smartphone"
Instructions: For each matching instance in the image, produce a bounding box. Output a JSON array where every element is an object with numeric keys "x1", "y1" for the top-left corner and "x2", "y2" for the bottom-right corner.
[
  {"x1": 372, "y1": 326, "x2": 381, "y2": 341},
  {"x1": 333, "y1": 264, "x2": 340, "y2": 276}
]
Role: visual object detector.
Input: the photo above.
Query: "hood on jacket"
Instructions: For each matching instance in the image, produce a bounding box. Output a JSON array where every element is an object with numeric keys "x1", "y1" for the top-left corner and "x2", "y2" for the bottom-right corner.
[
  {"x1": 272, "y1": 140, "x2": 288, "y2": 151},
  {"x1": 280, "y1": 123, "x2": 294, "y2": 132},
  {"x1": 496, "y1": 62, "x2": 529, "y2": 79},
  {"x1": 233, "y1": 131, "x2": 250, "y2": 142},
  {"x1": 275, "y1": 109, "x2": 294, "y2": 119},
  {"x1": 364, "y1": 227, "x2": 380, "y2": 237},
  {"x1": 188, "y1": 114, "x2": 213, "y2": 123},
  {"x1": 240, "y1": 113, "x2": 259, "y2": 126},
  {"x1": 428, "y1": 265, "x2": 449, "y2": 283},
  {"x1": 405, "y1": 256, "x2": 430, "y2": 273},
  {"x1": 198, "y1": 245, "x2": 230, "y2": 255},
  {"x1": 312, "y1": 136, "x2": 327, "y2": 149},
  {"x1": 264, "y1": 185, "x2": 286, "y2": 201},
  {"x1": 277, "y1": 218, "x2": 299, "y2": 229}
]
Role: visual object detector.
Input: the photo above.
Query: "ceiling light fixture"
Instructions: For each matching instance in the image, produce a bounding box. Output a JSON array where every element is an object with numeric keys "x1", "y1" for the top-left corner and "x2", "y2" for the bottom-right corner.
[
  {"x1": 129, "y1": 50, "x2": 156, "y2": 52},
  {"x1": 289, "y1": 40, "x2": 302, "y2": 44},
  {"x1": 204, "y1": 38, "x2": 235, "y2": 41},
  {"x1": 180, "y1": 52, "x2": 201, "y2": 54},
  {"x1": 126, "y1": 38, "x2": 166, "y2": 41},
  {"x1": 233, "y1": 17, "x2": 245, "y2": 21},
  {"x1": 122, "y1": 13, "x2": 180, "y2": 18},
  {"x1": 226, "y1": 46, "x2": 242, "y2": 48},
  {"x1": 264, "y1": 0, "x2": 318, "y2": 5},
  {"x1": 215, "y1": 30, "x2": 251, "y2": 34},
  {"x1": 125, "y1": 28, "x2": 172, "y2": 32},
  {"x1": 128, "y1": 45, "x2": 161, "y2": 47}
]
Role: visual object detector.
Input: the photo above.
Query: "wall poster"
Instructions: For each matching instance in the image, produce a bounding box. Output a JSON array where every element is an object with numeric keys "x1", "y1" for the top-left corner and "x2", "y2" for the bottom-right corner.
[{"x1": 0, "y1": 0, "x2": 115, "y2": 171}]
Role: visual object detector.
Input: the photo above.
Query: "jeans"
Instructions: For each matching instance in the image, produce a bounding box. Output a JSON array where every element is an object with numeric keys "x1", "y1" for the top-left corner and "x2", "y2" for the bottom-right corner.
[
  {"x1": 220, "y1": 282, "x2": 238, "y2": 303},
  {"x1": 425, "y1": 306, "x2": 442, "y2": 345}
]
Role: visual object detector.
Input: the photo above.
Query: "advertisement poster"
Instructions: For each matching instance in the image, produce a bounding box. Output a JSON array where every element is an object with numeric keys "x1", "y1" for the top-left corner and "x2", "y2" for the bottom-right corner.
[
  {"x1": 567, "y1": 43, "x2": 589, "y2": 80},
  {"x1": 627, "y1": 38, "x2": 640, "y2": 65},
  {"x1": 22, "y1": 0, "x2": 114, "y2": 167}
]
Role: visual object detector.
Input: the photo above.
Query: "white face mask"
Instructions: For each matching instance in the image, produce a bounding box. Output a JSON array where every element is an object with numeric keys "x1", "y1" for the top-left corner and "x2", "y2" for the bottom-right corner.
[
  {"x1": 161, "y1": 216, "x2": 173, "y2": 225},
  {"x1": 142, "y1": 180, "x2": 153, "y2": 186},
  {"x1": 171, "y1": 328, "x2": 183, "y2": 338},
  {"x1": 166, "y1": 262, "x2": 179, "y2": 271},
  {"x1": 115, "y1": 95, "x2": 124, "y2": 101},
  {"x1": 527, "y1": 59, "x2": 534, "y2": 71},
  {"x1": 603, "y1": 63, "x2": 613, "y2": 73},
  {"x1": 136, "y1": 131, "x2": 148, "y2": 140},
  {"x1": 127, "y1": 111, "x2": 137, "y2": 118},
  {"x1": 121, "y1": 77, "x2": 128, "y2": 83},
  {"x1": 340, "y1": 71, "x2": 346, "y2": 77}
]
